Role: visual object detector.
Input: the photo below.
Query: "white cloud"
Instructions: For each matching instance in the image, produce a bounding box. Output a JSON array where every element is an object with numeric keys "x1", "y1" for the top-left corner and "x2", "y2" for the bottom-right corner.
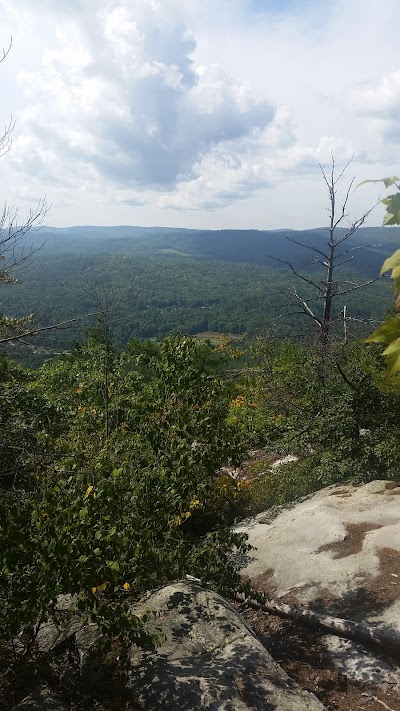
[
  {"x1": 349, "y1": 68, "x2": 400, "y2": 147},
  {"x1": 4, "y1": 0, "x2": 277, "y2": 212},
  {"x1": 0, "y1": 0, "x2": 399, "y2": 228}
]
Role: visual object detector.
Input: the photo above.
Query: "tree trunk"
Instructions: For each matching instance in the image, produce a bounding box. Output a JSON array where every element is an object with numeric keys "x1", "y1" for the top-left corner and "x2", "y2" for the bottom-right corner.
[{"x1": 235, "y1": 593, "x2": 400, "y2": 657}]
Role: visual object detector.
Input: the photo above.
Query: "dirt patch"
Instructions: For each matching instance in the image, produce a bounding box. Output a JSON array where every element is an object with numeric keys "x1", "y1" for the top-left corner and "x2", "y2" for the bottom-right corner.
[
  {"x1": 315, "y1": 522, "x2": 383, "y2": 559},
  {"x1": 360, "y1": 547, "x2": 400, "y2": 610},
  {"x1": 195, "y1": 331, "x2": 244, "y2": 341},
  {"x1": 385, "y1": 482, "x2": 400, "y2": 491},
  {"x1": 262, "y1": 547, "x2": 400, "y2": 625},
  {"x1": 328, "y1": 488, "x2": 353, "y2": 496},
  {"x1": 251, "y1": 568, "x2": 277, "y2": 593},
  {"x1": 235, "y1": 449, "x2": 284, "y2": 481},
  {"x1": 234, "y1": 601, "x2": 400, "y2": 711}
]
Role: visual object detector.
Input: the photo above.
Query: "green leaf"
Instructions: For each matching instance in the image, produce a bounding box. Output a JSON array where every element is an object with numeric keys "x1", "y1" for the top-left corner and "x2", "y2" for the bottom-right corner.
[
  {"x1": 366, "y1": 318, "x2": 400, "y2": 345},
  {"x1": 382, "y1": 193, "x2": 400, "y2": 226},
  {"x1": 382, "y1": 176, "x2": 400, "y2": 188},
  {"x1": 380, "y1": 249, "x2": 400, "y2": 277},
  {"x1": 383, "y1": 337, "x2": 400, "y2": 376},
  {"x1": 108, "y1": 560, "x2": 120, "y2": 572},
  {"x1": 358, "y1": 176, "x2": 400, "y2": 189}
]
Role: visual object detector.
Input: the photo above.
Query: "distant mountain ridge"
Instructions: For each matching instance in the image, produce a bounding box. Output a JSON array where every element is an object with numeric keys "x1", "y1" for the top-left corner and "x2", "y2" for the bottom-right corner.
[
  {"x1": 31, "y1": 224, "x2": 400, "y2": 277},
  {"x1": 2, "y1": 223, "x2": 396, "y2": 366}
]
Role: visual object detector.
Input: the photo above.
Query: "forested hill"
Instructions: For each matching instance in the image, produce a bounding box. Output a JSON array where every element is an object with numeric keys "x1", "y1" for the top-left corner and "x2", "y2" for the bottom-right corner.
[
  {"x1": 29, "y1": 224, "x2": 400, "y2": 276},
  {"x1": 1, "y1": 224, "x2": 397, "y2": 365}
]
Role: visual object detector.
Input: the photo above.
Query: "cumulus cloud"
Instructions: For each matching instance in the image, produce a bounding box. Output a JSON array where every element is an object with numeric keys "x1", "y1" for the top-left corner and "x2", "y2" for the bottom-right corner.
[
  {"x1": 1, "y1": 0, "x2": 399, "y2": 227},
  {"x1": 350, "y1": 69, "x2": 400, "y2": 146},
  {"x1": 7, "y1": 0, "x2": 280, "y2": 209}
]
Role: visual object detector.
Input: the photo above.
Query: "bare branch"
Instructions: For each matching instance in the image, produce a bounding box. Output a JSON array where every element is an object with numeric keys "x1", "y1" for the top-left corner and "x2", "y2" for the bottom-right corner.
[
  {"x1": 0, "y1": 115, "x2": 14, "y2": 159},
  {"x1": 333, "y1": 205, "x2": 376, "y2": 246},
  {"x1": 0, "y1": 310, "x2": 103, "y2": 346},
  {"x1": 331, "y1": 256, "x2": 355, "y2": 268},
  {"x1": 291, "y1": 288, "x2": 322, "y2": 327},
  {"x1": 285, "y1": 233, "x2": 329, "y2": 261},
  {"x1": 332, "y1": 175, "x2": 355, "y2": 230},
  {"x1": 267, "y1": 255, "x2": 324, "y2": 293},
  {"x1": 335, "y1": 243, "x2": 375, "y2": 259},
  {"x1": 271, "y1": 155, "x2": 377, "y2": 345},
  {"x1": 0, "y1": 36, "x2": 12, "y2": 65},
  {"x1": 335, "y1": 275, "x2": 384, "y2": 297}
]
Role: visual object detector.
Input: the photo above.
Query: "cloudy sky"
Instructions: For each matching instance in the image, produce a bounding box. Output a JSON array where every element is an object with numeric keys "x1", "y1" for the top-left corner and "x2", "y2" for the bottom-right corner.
[{"x1": 0, "y1": 0, "x2": 399, "y2": 229}]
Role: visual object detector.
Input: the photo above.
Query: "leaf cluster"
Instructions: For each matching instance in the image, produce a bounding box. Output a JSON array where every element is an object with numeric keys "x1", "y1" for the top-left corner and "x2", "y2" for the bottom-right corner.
[
  {"x1": 0, "y1": 333, "x2": 249, "y2": 663},
  {"x1": 364, "y1": 177, "x2": 400, "y2": 373}
]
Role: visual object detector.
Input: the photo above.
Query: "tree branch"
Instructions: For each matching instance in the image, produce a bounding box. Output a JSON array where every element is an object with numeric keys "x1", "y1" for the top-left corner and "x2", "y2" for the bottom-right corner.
[
  {"x1": 337, "y1": 275, "x2": 384, "y2": 296},
  {"x1": 291, "y1": 288, "x2": 322, "y2": 327},
  {"x1": 285, "y1": 233, "x2": 329, "y2": 261},
  {"x1": 267, "y1": 255, "x2": 324, "y2": 293},
  {"x1": 0, "y1": 310, "x2": 103, "y2": 345}
]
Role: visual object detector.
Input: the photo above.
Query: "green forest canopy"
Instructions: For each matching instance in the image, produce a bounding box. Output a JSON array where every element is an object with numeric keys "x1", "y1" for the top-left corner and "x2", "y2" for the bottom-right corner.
[{"x1": 1, "y1": 224, "x2": 396, "y2": 364}]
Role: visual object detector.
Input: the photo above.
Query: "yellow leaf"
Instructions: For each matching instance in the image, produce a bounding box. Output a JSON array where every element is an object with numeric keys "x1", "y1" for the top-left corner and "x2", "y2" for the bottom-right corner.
[
  {"x1": 84, "y1": 485, "x2": 94, "y2": 500},
  {"x1": 123, "y1": 582, "x2": 131, "y2": 590},
  {"x1": 91, "y1": 586, "x2": 97, "y2": 594}
]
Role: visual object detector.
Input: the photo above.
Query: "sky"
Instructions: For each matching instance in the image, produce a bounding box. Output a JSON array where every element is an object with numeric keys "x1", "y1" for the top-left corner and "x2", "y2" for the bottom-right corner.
[{"x1": 0, "y1": 0, "x2": 399, "y2": 230}]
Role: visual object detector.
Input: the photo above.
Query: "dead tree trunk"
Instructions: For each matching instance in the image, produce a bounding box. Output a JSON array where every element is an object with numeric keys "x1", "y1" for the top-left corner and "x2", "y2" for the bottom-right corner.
[
  {"x1": 235, "y1": 593, "x2": 400, "y2": 657},
  {"x1": 271, "y1": 155, "x2": 379, "y2": 346}
]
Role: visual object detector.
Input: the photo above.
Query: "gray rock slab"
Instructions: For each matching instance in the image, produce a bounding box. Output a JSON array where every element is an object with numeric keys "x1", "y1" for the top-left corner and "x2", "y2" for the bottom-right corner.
[
  {"x1": 235, "y1": 481, "x2": 400, "y2": 605},
  {"x1": 128, "y1": 580, "x2": 327, "y2": 710},
  {"x1": 235, "y1": 480, "x2": 400, "y2": 686}
]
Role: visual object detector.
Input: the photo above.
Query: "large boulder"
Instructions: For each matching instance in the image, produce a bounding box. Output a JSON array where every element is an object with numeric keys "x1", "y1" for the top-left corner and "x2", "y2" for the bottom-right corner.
[
  {"x1": 235, "y1": 480, "x2": 400, "y2": 684},
  {"x1": 11, "y1": 582, "x2": 327, "y2": 710},
  {"x1": 128, "y1": 580, "x2": 326, "y2": 710}
]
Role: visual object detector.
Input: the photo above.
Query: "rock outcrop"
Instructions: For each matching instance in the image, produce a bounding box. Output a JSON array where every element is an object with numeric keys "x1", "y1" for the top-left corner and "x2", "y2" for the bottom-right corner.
[
  {"x1": 235, "y1": 480, "x2": 400, "y2": 685},
  {"x1": 12, "y1": 581, "x2": 327, "y2": 711},
  {"x1": 128, "y1": 580, "x2": 327, "y2": 710}
]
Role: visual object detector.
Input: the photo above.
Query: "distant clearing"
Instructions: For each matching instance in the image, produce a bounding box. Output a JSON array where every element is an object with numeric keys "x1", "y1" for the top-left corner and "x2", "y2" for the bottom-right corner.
[
  {"x1": 195, "y1": 331, "x2": 244, "y2": 344},
  {"x1": 158, "y1": 248, "x2": 194, "y2": 257}
]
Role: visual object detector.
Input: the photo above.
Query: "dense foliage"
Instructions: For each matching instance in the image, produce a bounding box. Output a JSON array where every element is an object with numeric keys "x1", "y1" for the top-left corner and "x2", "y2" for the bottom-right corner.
[
  {"x1": 0, "y1": 333, "x2": 249, "y2": 658},
  {"x1": 1, "y1": 225, "x2": 394, "y2": 366},
  {"x1": 3, "y1": 216, "x2": 400, "y2": 708},
  {"x1": 234, "y1": 338, "x2": 400, "y2": 493}
]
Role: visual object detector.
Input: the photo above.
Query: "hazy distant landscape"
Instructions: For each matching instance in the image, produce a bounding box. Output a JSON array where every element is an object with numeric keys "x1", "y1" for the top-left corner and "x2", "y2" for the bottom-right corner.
[{"x1": 1, "y1": 224, "x2": 396, "y2": 364}]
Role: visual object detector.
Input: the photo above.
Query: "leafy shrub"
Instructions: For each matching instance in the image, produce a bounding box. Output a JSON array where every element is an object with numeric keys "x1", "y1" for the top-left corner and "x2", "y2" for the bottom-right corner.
[
  {"x1": 0, "y1": 335, "x2": 249, "y2": 654},
  {"x1": 239, "y1": 337, "x2": 400, "y2": 509}
]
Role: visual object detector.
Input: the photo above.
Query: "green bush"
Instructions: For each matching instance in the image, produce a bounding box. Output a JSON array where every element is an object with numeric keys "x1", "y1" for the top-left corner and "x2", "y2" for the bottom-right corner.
[
  {"x1": 0, "y1": 335, "x2": 248, "y2": 654},
  {"x1": 238, "y1": 337, "x2": 400, "y2": 512}
]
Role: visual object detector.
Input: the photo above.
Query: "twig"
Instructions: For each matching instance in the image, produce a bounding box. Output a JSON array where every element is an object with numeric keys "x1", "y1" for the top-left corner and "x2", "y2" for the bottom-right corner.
[
  {"x1": 235, "y1": 592, "x2": 400, "y2": 657},
  {"x1": 370, "y1": 695, "x2": 396, "y2": 711}
]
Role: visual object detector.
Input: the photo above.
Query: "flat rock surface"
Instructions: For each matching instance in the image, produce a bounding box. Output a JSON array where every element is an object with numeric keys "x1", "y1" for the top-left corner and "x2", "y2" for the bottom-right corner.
[
  {"x1": 235, "y1": 480, "x2": 400, "y2": 688},
  {"x1": 128, "y1": 580, "x2": 327, "y2": 710}
]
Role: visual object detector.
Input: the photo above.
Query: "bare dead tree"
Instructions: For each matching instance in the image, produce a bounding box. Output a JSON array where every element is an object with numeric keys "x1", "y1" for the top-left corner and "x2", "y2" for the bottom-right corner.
[
  {"x1": 0, "y1": 39, "x2": 102, "y2": 348},
  {"x1": 271, "y1": 156, "x2": 381, "y2": 346},
  {"x1": 0, "y1": 36, "x2": 49, "y2": 306}
]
